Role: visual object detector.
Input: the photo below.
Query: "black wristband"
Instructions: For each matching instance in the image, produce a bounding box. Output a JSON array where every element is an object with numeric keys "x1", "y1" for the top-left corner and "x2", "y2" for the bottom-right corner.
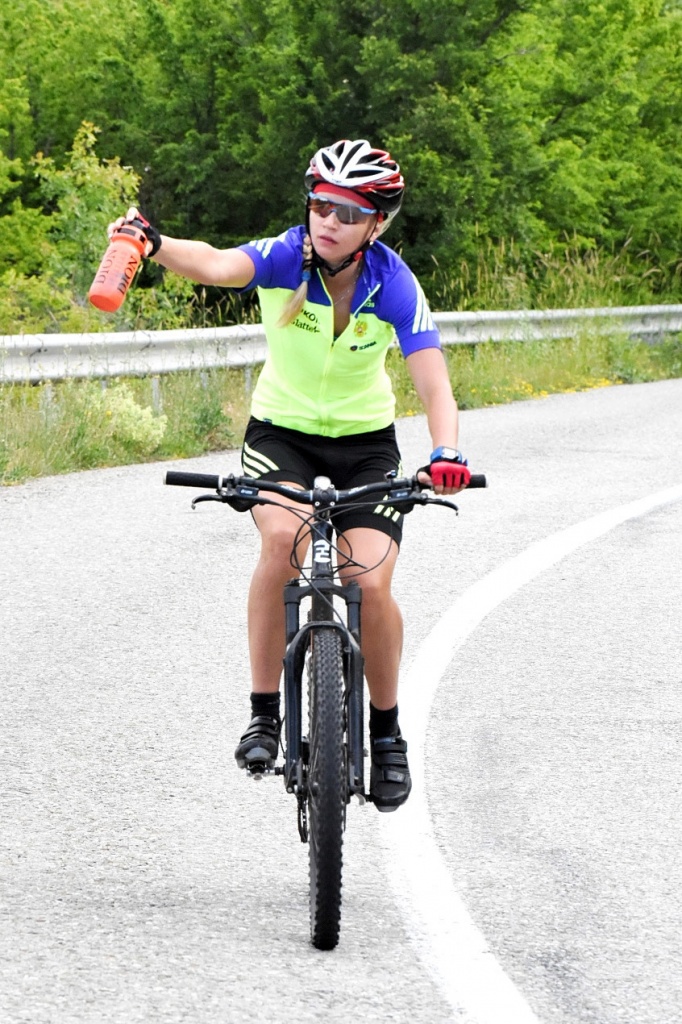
[{"x1": 132, "y1": 216, "x2": 162, "y2": 258}]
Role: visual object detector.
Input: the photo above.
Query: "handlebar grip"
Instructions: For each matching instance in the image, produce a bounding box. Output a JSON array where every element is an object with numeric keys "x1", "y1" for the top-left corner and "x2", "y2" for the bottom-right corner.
[
  {"x1": 165, "y1": 471, "x2": 222, "y2": 489},
  {"x1": 467, "y1": 474, "x2": 487, "y2": 488}
]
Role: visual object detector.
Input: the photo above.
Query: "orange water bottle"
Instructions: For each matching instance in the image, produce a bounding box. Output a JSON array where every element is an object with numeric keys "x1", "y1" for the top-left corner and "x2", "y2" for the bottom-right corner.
[{"x1": 88, "y1": 220, "x2": 148, "y2": 312}]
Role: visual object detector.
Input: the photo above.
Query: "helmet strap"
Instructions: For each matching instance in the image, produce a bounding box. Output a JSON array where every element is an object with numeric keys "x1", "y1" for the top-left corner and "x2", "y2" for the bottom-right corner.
[{"x1": 318, "y1": 243, "x2": 369, "y2": 276}]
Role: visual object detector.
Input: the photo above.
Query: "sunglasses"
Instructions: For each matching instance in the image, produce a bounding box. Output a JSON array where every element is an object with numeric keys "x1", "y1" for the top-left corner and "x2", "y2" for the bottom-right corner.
[{"x1": 308, "y1": 193, "x2": 378, "y2": 225}]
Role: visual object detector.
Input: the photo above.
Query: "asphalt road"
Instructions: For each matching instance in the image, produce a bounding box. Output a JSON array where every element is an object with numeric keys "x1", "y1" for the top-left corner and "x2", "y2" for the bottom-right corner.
[{"x1": 2, "y1": 378, "x2": 681, "y2": 1024}]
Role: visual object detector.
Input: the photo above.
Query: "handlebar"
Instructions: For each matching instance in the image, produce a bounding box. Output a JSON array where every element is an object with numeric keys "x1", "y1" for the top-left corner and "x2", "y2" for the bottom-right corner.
[
  {"x1": 164, "y1": 469, "x2": 487, "y2": 511},
  {"x1": 165, "y1": 471, "x2": 236, "y2": 491}
]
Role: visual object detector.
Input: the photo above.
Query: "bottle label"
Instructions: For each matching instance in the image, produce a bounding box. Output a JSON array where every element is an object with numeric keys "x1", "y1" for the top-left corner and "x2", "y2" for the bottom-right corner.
[
  {"x1": 92, "y1": 252, "x2": 139, "y2": 293},
  {"x1": 116, "y1": 254, "x2": 139, "y2": 295},
  {"x1": 93, "y1": 253, "x2": 115, "y2": 285},
  {"x1": 89, "y1": 234, "x2": 143, "y2": 311}
]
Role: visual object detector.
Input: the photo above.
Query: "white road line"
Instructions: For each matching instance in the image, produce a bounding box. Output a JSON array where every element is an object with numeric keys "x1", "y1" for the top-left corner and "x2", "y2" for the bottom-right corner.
[{"x1": 381, "y1": 484, "x2": 682, "y2": 1024}]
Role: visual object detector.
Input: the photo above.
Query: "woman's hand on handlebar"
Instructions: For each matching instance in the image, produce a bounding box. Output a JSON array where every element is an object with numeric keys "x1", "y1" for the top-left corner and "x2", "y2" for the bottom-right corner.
[{"x1": 417, "y1": 456, "x2": 471, "y2": 495}]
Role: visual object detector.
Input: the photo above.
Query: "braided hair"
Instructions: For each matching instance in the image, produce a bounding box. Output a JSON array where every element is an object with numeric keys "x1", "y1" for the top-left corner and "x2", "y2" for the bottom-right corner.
[{"x1": 276, "y1": 233, "x2": 314, "y2": 328}]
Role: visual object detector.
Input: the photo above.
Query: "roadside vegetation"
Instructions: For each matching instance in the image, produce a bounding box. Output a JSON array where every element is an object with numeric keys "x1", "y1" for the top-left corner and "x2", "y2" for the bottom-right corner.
[{"x1": 2, "y1": 329, "x2": 680, "y2": 485}]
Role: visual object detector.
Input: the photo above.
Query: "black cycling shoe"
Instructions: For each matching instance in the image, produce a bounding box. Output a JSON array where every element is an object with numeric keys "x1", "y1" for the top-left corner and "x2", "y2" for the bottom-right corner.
[
  {"x1": 234, "y1": 714, "x2": 282, "y2": 771},
  {"x1": 370, "y1": 732, "x2": 412, "y2": 812}
]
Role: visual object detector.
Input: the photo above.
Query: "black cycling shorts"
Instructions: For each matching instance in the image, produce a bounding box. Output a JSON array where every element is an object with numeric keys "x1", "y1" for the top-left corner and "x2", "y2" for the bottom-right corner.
[{"x1": 241, "y1": 416, "x2": 404, "y2": 545}]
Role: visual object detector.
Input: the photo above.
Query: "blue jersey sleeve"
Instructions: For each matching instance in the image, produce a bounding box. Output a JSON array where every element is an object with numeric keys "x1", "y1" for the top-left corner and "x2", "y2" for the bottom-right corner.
[
  {"x1": 368, "y1": 245, "x2": 441, "y2": 356},
  {"x1": 236, "y1": 226, "x2": 304, "y2": 292}
]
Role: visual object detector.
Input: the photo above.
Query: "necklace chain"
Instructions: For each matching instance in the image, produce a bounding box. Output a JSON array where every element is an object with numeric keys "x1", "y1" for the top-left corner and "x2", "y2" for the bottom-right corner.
[{"x1": 329, "y1": 263, "x2": 362, "y2": 305}]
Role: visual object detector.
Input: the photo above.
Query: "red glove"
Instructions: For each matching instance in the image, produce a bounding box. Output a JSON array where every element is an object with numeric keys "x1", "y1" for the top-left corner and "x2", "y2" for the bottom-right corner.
[{"x1": 429, "y1": 458, "x2": 471, "y2": 490}]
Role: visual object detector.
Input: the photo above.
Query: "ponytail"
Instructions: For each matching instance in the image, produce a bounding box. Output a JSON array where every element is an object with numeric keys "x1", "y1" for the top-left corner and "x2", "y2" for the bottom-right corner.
[{"x1": 277, "y1": 234, "x2": 314, "y2": 327}]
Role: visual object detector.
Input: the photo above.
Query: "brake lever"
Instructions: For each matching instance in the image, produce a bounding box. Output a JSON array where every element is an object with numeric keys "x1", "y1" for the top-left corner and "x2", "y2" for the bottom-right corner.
[
  {"x1": 189, "y1": 487, "x2": 315, "y2": 517},
  {"x1": 425, "y1": 496, "x2": 459, "y2": 513},
  {"x1": 191, "y1": 494, "x2": 225, "y2": 508},
  {"x1": 375, "y1": 490, "x2": 459, "y2": 515}
]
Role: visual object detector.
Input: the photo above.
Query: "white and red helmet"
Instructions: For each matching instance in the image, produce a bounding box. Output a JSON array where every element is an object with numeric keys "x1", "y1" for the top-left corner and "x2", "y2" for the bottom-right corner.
[{"x1": 305, "y1": 139, "x2": 405, "y2": 224}]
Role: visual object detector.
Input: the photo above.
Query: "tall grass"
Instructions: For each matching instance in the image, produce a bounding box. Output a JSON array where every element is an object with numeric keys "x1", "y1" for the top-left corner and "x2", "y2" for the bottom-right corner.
[
  {"x1": 429, "y1": 237, "x2": 681, "y2": 313},
  {"x1": 0, "y1": 369, "x2": 249, "y2": 485}
]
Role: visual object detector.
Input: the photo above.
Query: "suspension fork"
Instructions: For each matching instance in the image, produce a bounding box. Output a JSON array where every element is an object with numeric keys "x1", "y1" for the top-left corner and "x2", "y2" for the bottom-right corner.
[
  {"x1": 343, "y1": 580, "x2": 365, "y2": 795},
  {"x1": 282, "y1": 514, "x2": 366, "y2": 797}
]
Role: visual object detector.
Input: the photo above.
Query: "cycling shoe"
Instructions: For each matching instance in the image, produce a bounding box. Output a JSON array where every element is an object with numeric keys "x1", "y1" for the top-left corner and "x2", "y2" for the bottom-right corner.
[
  {"x1": 370, "y1": 732, "x2": 412, "y2": 812},
  {"x1": 234, "y1": 714, "x2": 282, "y2": 771}
]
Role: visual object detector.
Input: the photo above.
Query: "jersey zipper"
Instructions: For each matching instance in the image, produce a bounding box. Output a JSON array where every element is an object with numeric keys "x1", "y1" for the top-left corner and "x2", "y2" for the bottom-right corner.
[{"x1": 318, "y1": 278, "x2": 382, "y2": 433}]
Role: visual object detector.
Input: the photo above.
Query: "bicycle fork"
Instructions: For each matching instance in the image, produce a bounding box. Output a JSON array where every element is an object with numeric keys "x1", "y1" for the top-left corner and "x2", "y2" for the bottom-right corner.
[{"x1": 281, "y1": 517, "x2": 366, "y2": 830}]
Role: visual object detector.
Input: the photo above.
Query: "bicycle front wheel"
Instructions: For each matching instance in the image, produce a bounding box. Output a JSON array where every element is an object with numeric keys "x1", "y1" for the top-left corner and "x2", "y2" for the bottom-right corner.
[{"x1": 307, "y1": 627, "x2": 346, "y2": 950}]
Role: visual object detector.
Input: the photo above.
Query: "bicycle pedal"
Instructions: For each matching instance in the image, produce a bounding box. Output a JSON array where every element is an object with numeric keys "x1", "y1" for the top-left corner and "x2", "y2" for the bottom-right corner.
[{"x1": 246, "y1": 761, "x2": 282, "y2": 780}]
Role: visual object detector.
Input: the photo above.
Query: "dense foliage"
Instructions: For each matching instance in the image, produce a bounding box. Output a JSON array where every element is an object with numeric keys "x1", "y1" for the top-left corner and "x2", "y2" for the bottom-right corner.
[{"x1": 2, "y1": 0, "x2": 681, "y2": 332}]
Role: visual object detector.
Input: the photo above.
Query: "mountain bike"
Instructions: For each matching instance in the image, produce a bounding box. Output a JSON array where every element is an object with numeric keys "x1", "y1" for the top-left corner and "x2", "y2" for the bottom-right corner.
[{"x1": 165, "y1": 468, "x2": 486, "y2": 949}]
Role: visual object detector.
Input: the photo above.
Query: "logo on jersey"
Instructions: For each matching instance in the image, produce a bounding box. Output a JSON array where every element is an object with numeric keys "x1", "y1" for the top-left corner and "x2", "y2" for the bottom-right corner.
[
  {"x1": 292, "y1": 308, "x2": 320, "y2": 333},
  {"x1": 350, "y1": 319, "x2": 378, "y2": 351}
]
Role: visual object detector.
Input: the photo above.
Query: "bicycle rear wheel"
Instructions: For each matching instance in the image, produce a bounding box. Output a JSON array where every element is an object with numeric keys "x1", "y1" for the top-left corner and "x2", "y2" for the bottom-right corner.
[{"x1": 307, "y1": 627, "x2": 346, "y2": 950}]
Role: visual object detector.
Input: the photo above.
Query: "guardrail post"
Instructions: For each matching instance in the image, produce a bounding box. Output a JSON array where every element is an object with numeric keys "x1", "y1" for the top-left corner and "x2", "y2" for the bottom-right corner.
[{"x1": 151, "y1": 376, "x2": 162, "y2": 412}]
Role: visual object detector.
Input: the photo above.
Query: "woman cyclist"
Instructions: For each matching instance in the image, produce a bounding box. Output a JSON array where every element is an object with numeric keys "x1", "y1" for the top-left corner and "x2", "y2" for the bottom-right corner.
[{"x1": 113, "y1": 139, "x2": 470, "y2": 811}]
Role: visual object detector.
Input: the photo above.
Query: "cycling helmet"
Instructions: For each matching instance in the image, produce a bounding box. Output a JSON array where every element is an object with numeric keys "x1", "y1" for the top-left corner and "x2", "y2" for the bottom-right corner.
[{"x1": 305, "y1": 139, "x2": 405, "y2": 224}]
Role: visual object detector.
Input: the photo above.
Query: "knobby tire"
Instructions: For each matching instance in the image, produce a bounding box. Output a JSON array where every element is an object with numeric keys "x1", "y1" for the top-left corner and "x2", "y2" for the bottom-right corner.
[{"x1": 307, "y1": 627, "x2": 346, "y2": 950}]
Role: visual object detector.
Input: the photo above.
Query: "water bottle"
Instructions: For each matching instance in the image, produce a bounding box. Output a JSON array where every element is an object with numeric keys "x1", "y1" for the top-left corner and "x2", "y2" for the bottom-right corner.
[{"x1": 88, "y1": 220, "x2": 148, "y2": 312}]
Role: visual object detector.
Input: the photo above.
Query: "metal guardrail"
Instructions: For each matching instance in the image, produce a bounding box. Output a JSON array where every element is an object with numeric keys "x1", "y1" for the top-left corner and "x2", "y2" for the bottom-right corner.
[{"x1": 1, "y1": 304, "x2": 681, "y2": 383}]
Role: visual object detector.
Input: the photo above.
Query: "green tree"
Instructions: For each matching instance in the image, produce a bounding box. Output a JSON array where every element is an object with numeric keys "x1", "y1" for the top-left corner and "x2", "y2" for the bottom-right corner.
[
  {"x1": 0, "y1": 122, "x2": 140, "y2": 332},
  {"x1": 2, "y1": 0, "x2": 682, "y2": 318}
]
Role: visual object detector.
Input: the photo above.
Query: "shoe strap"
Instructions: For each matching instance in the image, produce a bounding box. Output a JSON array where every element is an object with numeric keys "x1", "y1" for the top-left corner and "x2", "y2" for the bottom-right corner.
[
  {"x1": 241, "y1": 715, "x2": 281, "y2": 739},
  {"x1": 372, "y1": 735, "x2": 408, "y2": 754}
]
